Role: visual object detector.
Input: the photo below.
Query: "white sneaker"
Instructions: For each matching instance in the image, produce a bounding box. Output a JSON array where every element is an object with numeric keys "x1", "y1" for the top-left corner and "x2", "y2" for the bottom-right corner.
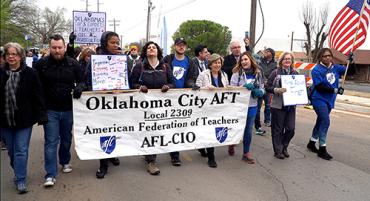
[
  {"x1": 44, "y1": 177, "x2": 56, "y2": 187},
  {"x1": 62, "y1": 164, "x2": 72, "y2": 173}
]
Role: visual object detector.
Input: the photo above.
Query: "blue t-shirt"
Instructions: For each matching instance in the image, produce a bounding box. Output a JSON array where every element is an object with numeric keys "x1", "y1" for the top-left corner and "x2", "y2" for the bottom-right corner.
[
  {"x1": 244, "y1": 73, "x2": 256, "y2": 84},
  {"x1": 172, "y1": 56, "x2": 189, "y2": 88},
  {"x1": 311, "y1": 63, "x2": 346, "y2": 109},
  {"x1": 212, "y1": 76, "x2": 219, "y2": 87}
]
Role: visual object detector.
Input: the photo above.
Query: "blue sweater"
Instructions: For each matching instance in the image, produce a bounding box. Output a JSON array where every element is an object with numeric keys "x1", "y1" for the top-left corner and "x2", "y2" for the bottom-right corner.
[{"x1": 311, "y1": 63, "x2": 346, "y2": 109}]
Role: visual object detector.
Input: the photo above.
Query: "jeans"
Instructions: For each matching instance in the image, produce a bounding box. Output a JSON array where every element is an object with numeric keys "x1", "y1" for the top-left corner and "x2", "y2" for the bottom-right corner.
[
  {"x1": 1, "y1": 127, "x2": 32, "y2": 184},
  {"x1": 44, "y1": 110, "x2": 73, "y2": 179},
  {"x1": 311, "y1": 104, "x2": 331, "y2": 146},
  {"x1": 255, "y1": 93, "x2": 271, "y2": 129},
  {"x1": 244, "y1": 107, "x2": 257, "y2": 154}
]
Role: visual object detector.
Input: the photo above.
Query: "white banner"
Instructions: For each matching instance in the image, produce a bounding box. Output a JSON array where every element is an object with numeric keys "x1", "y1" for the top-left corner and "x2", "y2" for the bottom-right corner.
[
  {"x1": 91, "y1": 55, "x2": 129, "y2": 91},
  {"x1": 281, "y1": 74, "x2": 309, "y2": 106},
  {"x1": 73, "y1": 11, "x2": 106, "y2": 44},
  {"x1": 73, "y1": 88, "x2": 250, "y2": 160}
]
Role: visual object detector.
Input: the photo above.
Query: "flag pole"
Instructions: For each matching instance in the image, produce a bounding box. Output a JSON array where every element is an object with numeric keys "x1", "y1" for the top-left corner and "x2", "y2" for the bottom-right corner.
[{"x1": 341, "y1": 0, "x2": 367, "y2": 87}]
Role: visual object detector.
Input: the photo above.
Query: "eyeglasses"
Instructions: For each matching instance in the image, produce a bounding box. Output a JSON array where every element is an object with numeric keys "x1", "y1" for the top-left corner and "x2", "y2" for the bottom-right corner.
[
  {"x1": 232, "y1": 46, "x2": 241, "y2": 49},
  {"x1": 5, "y1": 53, "x2": 19, "y2": 57}
]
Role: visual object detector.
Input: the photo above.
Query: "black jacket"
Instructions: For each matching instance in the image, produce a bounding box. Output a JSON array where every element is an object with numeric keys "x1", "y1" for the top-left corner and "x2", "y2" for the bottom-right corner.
[
  {"x1": 162, "y1": 54, "x2": 198, "y2": 88},
  {"x1": 35, "y1": 55, "x2": 83, "y2": 111},
  {"x1": 0, "y1": 63, "x2": 47, "y2": 128},
  {"x1": 259, "y1": 58, "x2": 277, "y2": 81},
  {"x1": 130, "y1": 61, "x2": 175, "y2": 89},
  {"x1": 222, "y1": 54, "x2": 238, "y2": 81}
]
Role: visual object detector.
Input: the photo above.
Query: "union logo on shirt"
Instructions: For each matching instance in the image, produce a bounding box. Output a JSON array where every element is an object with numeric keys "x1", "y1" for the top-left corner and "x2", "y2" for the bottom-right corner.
[
  {"x1": 326, "y1": 72, "x2": 335, "y2": 84},
  {"x1": 173, "y1": 66, "x2": 186, "y2": 80}
]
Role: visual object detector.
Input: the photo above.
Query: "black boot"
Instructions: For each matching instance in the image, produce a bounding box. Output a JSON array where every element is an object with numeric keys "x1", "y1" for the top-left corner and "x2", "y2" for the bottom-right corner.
[
  {"x1": 207, "y1": 153, "x2": 217, "y2": 168},
  {"x1": 109, "y1": 158, "x2": 120, "y2": 166},
  {"x1": 96, "y1": 166, "x2": 108, "y2": 179},
  {"x1": 207, "y1": 147, "x2": 217, "y2": 168},
  {"x1": 317, "y1": 146, "x2": 333, "y2": 160},
  {"x1": 198, "y1": 149, "x2": 207, "y2": 157},
  {"x1": 307, "y1": 140, "x2": 318, "y2": 153},
  {"x1": 282, "y1": 147, "x2": 290, "y2": 158}
]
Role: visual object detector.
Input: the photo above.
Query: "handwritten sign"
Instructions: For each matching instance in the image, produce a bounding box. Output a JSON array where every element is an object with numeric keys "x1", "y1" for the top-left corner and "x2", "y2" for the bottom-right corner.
[
  {"x1": 91, "y1": 55, "x2": 129, "y2": 91},
  {"x1": 281, "y1": 74, "x2": 308, "y2": 106},
  {"x1": 73, "y1": 11, "x2": 106, "y2": 44}
]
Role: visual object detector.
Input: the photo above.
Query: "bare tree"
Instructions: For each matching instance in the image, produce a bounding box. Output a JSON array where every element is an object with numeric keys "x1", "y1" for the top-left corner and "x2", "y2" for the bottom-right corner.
[
  {"x1": 301, "y1": 1, "x2": 329, "y2": 62},
  {"x1": 9, "y1": 0, "x2": 71, "y2": 46}
]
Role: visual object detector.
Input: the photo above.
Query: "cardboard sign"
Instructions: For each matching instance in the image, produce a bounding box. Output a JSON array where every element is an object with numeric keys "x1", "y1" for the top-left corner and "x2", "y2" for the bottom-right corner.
[
  {"x1": 281, "y1": 74, "x2": 309, "y2": 106},
  {"x1": 91, "y1": 55, "x2": 129, "y2": 91},
  {"x1": 73, "y1": 11, "x2": 106, "y2": 44}
]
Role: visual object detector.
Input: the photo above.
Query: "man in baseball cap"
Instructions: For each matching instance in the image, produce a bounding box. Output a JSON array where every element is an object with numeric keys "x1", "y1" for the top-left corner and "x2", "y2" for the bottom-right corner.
[
  {"x1": 174, "y1": 37, "x2": 187, "y2": 45},
  {"x1": 162, "y1": 37, "x2": 198, "y2": 167}
]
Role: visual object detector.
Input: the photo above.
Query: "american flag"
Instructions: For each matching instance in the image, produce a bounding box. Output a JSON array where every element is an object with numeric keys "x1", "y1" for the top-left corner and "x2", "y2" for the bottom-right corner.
[{"x1": 328, "y1": 0, "x2": 370, "y2": 55}]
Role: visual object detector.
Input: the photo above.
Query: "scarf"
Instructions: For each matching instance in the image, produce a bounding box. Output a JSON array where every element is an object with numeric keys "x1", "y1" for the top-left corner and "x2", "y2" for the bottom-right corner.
[
  {"x1": 210, "y1": 71, "x2": 224, "y2": 87},
  {"x1": 5, "y1": 68, "x2": 22, "y2": 126}
]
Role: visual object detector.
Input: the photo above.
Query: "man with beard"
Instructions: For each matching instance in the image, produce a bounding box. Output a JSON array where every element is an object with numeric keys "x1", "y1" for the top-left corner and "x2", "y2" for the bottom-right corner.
[
  {"x1": 162, "y1": 38, "x2": 198, "y2": 167},
  {"x1": 35, "y1": 34, "x2": 84, "y2": 187}
]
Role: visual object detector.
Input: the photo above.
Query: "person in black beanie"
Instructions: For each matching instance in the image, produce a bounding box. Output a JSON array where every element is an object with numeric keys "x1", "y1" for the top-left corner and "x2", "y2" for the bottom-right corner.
[{"x1": 82, "y1": 31, "x2": 122, "y2": 179}]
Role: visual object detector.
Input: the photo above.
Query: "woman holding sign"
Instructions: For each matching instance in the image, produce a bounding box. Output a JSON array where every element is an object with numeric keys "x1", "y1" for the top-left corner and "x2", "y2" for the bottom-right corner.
[
  {"x1": 130, "y1": 41, "x2": 175, "y2": 175},
  {"x1": 306, "y1": 48, "x2": 346, "y2": 160},
  {"x1": 195, "y1": 53, "x2": 229, "y2": 168},
  {"x1": 229, "y1": 51, "x2": 265, "y2": 164},
  {"x1": 266, "y1": 52, "x2": 298, "y2": 159},
  {"x1": 86, "y1": 31, "x2": 122, "y2": 179}
]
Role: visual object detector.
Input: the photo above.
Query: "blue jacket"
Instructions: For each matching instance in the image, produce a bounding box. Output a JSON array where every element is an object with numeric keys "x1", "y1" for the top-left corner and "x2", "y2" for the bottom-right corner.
[{"x1": 311, "y1": 63, "x2": 346, "y2": 109}]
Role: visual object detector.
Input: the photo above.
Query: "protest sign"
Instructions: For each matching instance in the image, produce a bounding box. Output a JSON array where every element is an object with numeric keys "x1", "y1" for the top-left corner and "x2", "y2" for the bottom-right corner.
[
  {"x1": 91, "y1": 55, "x2": 129, "y2": 91},
  {"x1": 73, "y1": 88, "x2": 250, "y2": 160},
  {"x1": 26, "y1": 57, "x2": 33, "y2": 67},
  {"x1": 73, "y1": 11, "x2": 106, "y2": 44},
  {"x1": 281, "y1": 74, "x2": 309, "y2": 106}
]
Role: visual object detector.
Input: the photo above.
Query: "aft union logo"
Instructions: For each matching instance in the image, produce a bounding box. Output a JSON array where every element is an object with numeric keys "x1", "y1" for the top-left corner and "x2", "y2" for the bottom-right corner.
[
  {"x1": 100, "y1": 136, "x2": 116, "y2": 154},
  {"x1": 172, "y1": 66, "x2": 186, "y2": 80},
  {"x1": 215, "y1": 127, "x2": 229, "y2": 143}
]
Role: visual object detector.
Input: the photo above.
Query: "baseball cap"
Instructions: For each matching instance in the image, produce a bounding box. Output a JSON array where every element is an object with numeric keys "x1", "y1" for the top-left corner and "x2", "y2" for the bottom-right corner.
[{"x1": 174, "y1": 38, "x2": 187, "y2": 45}]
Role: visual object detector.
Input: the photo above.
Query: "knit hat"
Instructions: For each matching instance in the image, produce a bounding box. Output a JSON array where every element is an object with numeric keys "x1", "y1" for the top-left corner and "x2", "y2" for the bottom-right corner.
[{"x1": 266, "y1": 48, "x2": 275, "y2": 59}]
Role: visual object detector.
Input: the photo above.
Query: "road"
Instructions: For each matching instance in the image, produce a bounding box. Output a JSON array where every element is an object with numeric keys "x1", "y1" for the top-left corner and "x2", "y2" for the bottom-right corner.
[
  {"x1": 345, "y1": 81, "x2": 370, "y2": 94},
  {"x1": 1, "y1": 107, "x2": 370, "y2": 201}
]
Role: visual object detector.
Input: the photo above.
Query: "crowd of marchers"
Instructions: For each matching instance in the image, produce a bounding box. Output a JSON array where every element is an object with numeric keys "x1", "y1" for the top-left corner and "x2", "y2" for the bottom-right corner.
[{"x1": 0, "y1": 31, "x2": 345, "y2": 194}]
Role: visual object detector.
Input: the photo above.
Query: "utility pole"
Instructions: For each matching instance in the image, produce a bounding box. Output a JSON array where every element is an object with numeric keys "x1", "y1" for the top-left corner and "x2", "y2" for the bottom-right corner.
[
  {"x1": 290, "y1": 31, "x2": 294, "y2": 51},
  {"x1": 249, "y1": 0, "x2": 257, "y2": 52},
  {"x1": 290, "y1": 31, "x2": 307, "y2": 53},
  {"x1": 97, "y1": 0, "x2": 103, "y2": 12},
  {"x1": 85, "y1": 0, "x2": 89, "y2": 11},
  {"x1": 108, "y1": 19, "x2": 120, "y2": 33},
  {"x1": 146, "y1": 0, "x2": 155, "y2": 42}
]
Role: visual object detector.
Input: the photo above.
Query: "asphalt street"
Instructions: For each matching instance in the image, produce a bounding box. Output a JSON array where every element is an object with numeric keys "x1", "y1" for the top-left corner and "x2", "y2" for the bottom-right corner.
[{"x1": 1, "y1": 107, "x2": 370, "y2": 201}]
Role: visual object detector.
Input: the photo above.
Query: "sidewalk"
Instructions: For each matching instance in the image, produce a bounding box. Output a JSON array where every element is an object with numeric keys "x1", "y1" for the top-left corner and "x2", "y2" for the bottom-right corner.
[{"x1": 335, "y1": 90, "x2": 370, "y2": 115}]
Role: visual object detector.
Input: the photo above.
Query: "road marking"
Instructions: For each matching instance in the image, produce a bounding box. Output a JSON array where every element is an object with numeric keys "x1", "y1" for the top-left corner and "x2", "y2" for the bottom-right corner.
[{"x1": 332, "y1": 109, "x2": 370, "y2": 119}]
